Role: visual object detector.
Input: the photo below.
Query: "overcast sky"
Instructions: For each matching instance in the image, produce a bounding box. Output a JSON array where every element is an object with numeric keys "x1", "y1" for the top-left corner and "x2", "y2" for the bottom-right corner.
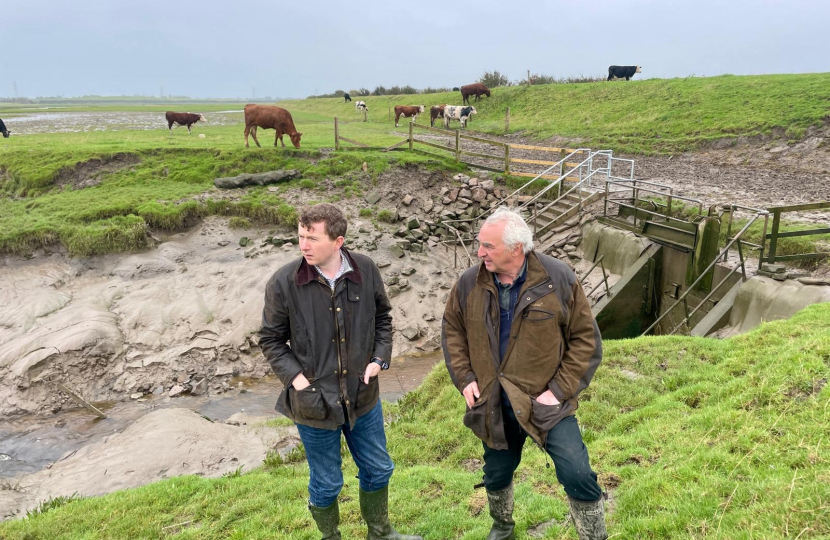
[{"x1": 3, "y1": 0, "x2": 828, "y2": 99}]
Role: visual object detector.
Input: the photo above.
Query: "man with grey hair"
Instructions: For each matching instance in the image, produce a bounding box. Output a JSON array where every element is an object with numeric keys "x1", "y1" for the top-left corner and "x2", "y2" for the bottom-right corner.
[{"x1": 442, "y1": 207, "x2": 606, "y2": 539}]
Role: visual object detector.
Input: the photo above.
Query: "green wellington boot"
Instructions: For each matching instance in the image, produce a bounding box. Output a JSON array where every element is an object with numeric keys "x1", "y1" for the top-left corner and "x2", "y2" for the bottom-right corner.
[
  {"x1": 486, "y1": 483, "x2": 516, "y2": 540},
  {"x1": 568, "y1": 496, "x2": 608, "y2": 540},
  {"x1": 308, "y1": 500, "x2": 342, "y2": 540},
  {"x1": 358, "y1": 485, "x2": 423, "y2": 540}
]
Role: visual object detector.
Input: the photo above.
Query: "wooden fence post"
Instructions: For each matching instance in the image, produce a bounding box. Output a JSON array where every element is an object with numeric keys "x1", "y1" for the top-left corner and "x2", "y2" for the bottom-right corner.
[
  {"x1": 505, "y1": 144, "x2": 510, "y2": 175},
  {"x1": 388, "y1": 107, "x2": 391, "y2": 123},
  {"x1": 505, "y1": 107, "x2": 510, "y2": 134},
  {"x1": 363, "y1": 110, "x2": 367, "y2": 123},
  {"x1": 409, "y1": 121, "x2": 414, "y2": 151},
  {"x1": 455, "y1": 130, "x2": 460, "y2": 161},
  {"x1": 334, "y1": 116, "x2": 339, "y2": 151}
]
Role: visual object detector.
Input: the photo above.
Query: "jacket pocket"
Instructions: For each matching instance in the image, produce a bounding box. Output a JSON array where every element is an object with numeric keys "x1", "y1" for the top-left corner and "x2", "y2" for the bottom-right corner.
[
  {"x1": 356, "y1": 375, "x2": 379, "y2": 411},
  {"x1": 463, "y1": 398, "x2": 488, "y2": 441},
  {"x1": 530, "y1": 397, "x2": 566, "y2": 434},
  {"x1": 291, "y1": 385, "x2": 328, "y2": 420}
]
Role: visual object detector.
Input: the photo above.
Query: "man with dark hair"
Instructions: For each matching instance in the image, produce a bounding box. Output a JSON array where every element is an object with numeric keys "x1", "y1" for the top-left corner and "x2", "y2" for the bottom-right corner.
[
  {"x1": 259, "y1": 203, "x2": 421, "y2": 540},
  {"x1": 442, "y1": 208, "x2": 606, "y2": 540}
]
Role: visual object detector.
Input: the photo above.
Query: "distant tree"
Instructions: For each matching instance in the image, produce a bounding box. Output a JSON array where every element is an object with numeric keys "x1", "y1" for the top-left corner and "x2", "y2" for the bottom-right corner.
[
  {"x1": 371, "y1": 86, "x2": 388, "y2": 96},
  {"x1": 478, "y1": 70, "x2": 512, "y2": 88}
]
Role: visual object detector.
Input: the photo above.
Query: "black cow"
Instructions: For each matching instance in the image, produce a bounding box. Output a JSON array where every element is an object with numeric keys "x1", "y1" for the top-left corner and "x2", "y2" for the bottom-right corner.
[
  {"x1": 344, "y1": 93, "x2": 352, "y2": 102},
  {"x1": 0, "y1": 118, "x2": 9, "y2": 138},
  {"x1": 452, "y1": 87, "x2": 460, "y2": 91},
  {"x1": 607, "y1": 65, "x2": 642, "y2": 81}
]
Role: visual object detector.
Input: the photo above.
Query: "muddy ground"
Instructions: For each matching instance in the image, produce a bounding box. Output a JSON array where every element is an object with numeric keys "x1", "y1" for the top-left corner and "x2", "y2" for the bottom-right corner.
[{"x1": 2, "y1": 110, "x2": 243, "y2": 134}]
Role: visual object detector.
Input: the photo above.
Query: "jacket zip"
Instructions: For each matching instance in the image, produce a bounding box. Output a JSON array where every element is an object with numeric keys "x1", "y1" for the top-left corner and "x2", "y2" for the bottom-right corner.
[{"x1": 329, "y1": 280, "x2": 347, "y2": 413}]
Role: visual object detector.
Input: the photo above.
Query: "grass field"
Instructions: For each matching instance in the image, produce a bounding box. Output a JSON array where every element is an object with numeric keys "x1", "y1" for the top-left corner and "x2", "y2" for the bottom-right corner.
[
  {"x1": 1, "y1": 302, "x2": 828, "y2": 539},
  {"x1": 1, "y1": 72, "x2": 829, "y2": 256}
]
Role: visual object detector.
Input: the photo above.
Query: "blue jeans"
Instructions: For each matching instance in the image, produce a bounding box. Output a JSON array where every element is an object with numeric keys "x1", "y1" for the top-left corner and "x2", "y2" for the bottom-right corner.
[
  {"x1": 482, "y1": 406, "x2": 602, "y2": 502},
  {"x1": 295, "y1": 400, "x2": 395, "y2": 507}
]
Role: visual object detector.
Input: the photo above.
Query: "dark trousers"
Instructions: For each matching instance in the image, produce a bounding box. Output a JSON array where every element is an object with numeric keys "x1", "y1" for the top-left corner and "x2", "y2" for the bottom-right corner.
[{"x1": 482, "y1": 406, "x2": 603, "y2": 502}]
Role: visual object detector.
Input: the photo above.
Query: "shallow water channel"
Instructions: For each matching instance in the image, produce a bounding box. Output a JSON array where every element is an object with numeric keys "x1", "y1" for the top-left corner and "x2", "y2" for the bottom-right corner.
[{"x1": 0, "y1": 351, "x2": 443, "y2": 480}]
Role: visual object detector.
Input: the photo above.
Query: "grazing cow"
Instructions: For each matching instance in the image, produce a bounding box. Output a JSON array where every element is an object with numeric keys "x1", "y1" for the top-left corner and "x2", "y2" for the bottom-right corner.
[
  {"x1": 344, "y1": 93, "x2": 352, "y2": 102},
  {"x1": 460, "y1": 83, "x2": 491, "y2": 105},
  {"x1": 165, "y1": 111, "x2": 206, "y2": 134},
  {"x1": 0, "y1": 118, "x2": 9, "y2": 138},
  {"x1": 430, "y1": 105, "x2": 446, "y2": 127},
  {"x1": 393, "y1": 105, "x2": 425, "y2": 127},
  {"x1": 243, "y1": 104, "x2": 303, "y2": 149},
  {"x1": 607, "y1": 65, "x2": 642, "y2": 81},
  {"x1": 355, "y1": 100, "x2": 369, "y2": 113},
  {"x1": 443, "y1": 105, "x2": 477, "y2": 129},
  {"x1": 452, "y1": 87, "x2": 460, "y2": 91}
]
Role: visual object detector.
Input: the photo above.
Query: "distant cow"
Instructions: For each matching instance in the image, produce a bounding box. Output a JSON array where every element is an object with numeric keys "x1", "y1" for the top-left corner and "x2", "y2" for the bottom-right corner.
[
  {"x1": 0, "y1": 118, "x2": 9, "y2": 138},
  {"x1": 452, "y1": 87, "x2": 460, "y2": 91},
  {"x1": 460, "y1": 83, "x2": 491, "y2": 105},
  {"x1": 344, "y1": 93, "x2": 352, "y2": 102},
  {"x1": 355, "y1": 100, "x2": 369, "y2": 113},
  {"x1": 607, "y1": 65, "x2": 642, "y2": 81},
  {"x1": 165, "y1": 111, "x2": 206, "y2": 134},
  {"x1": 243, "y1": 104, "x2": 303, "y2": 149},
  {"x1": 443, "y1": 105, "x2": 477, "y2": 129},
  {"x1": 430, "y1": 105, "x2": 446, "y2": 127},
  {"x1": 394, "y1": 105, "x2": 425, "y2": 127}
]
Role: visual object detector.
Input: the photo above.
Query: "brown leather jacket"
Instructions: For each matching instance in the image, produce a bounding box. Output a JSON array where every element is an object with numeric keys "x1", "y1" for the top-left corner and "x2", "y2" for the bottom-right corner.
[
  {"x1": 259, "y1": 249, "x2": 393, "y2": 429},
  {"x1": 442, "y1": 251, "x2": 602, "y2": 449}
]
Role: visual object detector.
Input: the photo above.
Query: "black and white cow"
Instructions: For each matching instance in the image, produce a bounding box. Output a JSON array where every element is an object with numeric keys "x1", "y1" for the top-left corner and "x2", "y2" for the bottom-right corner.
[
  {"x1": 442, "y1": 105, "x2": 477, "y2": 129},
  {"x1": 355, "y1": 100, "x2": 368, "y2": 113},
  {"x1": 0, "y1": 118, "x2": 9, "y2": 138},
  {"x1": 607, "y1": 65, "x2": 642, "y2": 81}
]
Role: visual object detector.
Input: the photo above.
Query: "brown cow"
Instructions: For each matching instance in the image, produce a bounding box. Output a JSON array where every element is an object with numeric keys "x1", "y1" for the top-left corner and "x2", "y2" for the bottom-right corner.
[
  {"x1": 243, "y1": 104, "x2": 303, "y2": 149},
  {"x1": 429, "y1": 105, "x2": 446, "y2": 127},
  {"x1": 165, "y1": 111, "x2": 206, "y2": 134},
  {"x1": 394, "y1": 105, "x2": 425, "y2": 127},
  {"x1": 460, "y1": 83, "x2": 491, "y2": 105}
]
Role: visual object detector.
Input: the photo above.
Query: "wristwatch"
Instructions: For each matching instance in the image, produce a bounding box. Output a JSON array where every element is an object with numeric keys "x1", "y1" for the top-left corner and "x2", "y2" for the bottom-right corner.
[{"x1": 371, "y1": 357, "x2": 390, "y2": 370}]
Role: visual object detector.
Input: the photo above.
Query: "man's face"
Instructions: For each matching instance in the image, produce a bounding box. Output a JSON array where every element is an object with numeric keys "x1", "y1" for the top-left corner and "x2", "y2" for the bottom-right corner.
[
  {"x1": 298, "y1": 221, "x2": 343, "y2": 267},
  {"x1": 477, "y1": 221, "x2": 521, "y2": 274}
]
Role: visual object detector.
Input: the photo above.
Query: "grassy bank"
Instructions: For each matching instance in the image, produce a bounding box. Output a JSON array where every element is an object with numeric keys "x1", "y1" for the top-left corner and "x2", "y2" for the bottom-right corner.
[
  {"x1": 0, "y1": 113, "x2": 460, "y2": 256},
  {"x1": 1, "y1": 302, "x2": 828, "y2": 539},
  {"x1": 279, "y1": 73, "x2": 830, "y2": 154}
]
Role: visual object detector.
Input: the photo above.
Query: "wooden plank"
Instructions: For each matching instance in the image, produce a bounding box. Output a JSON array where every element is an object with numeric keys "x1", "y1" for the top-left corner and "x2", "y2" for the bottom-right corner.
[
  {"x1": 764, "y1": 227, "x2": 830, "y2": 239},
  {"x1": 508, "y1": 143, "x2": 582, "y2": 153},
  {"x1": 509, "y1": 158, "x2": 559, "y2": 166},
  {"x1": 338, "y1": 136, "x2": 369, "y2": 148},
  {"x1": 771, "y1": 252, "x2": 830, "y2": 261},
  {"x1": 510, "y1": 172, "x2": 579, "y2": 181},
  {"x1": 459, "y1": 149, "x2": 506, "y2": 161},
  {"x1": 459, "y1": 133, "x2": 507, "y2": 147},
  {"x1": 58, "y1": 383, "x2": 107, "y2": 418},
  {"x1": 461, "y1": 161, "x2": 503, "y2": 173},
  {"x1": 413, "y1": 138, "x2": 455, "y2": 153},
  {"x1": 412, "y1": 123, "x2": 454, "y2": 135},
  {"x1": 767, "y1": 201, "x2": 830, "y2": 212},
  {"x1": 382, "y1": 139, "x2": 410, "y2": 152}
]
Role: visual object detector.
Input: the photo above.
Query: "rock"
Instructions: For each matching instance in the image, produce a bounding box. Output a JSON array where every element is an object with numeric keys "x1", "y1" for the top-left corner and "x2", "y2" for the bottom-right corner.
[
  {"x1": 424, "y1": 313, "x2": 436, "y2": 322},
  {"x1": 410, "y1": 244, "x2": 423, "y2": 253},
  {"x1": 471, "y1": 187, "x2": 487, "y2": 202},
  {"x1": 442, "y1": 197, "x2": 452, "y2": 205},
  {"x1": 267, "y1": 186, "x2": 280, "y2": 193},
  {"x1": 377, "y1": 259, "x2": 392, "y2": 268},
  {"x1": 459, "y1": 188, "x2": 472, "y2": 199},
  {"x1": 565, "y1": 235, "x2": 582, "y2": 246},
  {"x1": 239, "y1": 237, "x2": 249, "y2": 247},
  {"x1": 410, "y1": 229, "x2": 425, "y2": 240},
  {"x1": 402, "y1": 194, "x2": 414, "y2": 206},
  {"x1": 130, "y1": 393, "x2": 143, "y2": 400},
  {"x1": 215, "y1": 365, "x2": 234, "y2": 376},
  {"x1": 448, "y1": 188, "x2": 460, "y2": 202},
  {"x1": 244, "y1": 248, "x2": 258, "y2": 258},
  {"x1": 453, "y1": 173, "x2": 470, "y2": 182},
  {"x1": 423, "y1": 199, "x2": 434, "y2": 213},
  {"x1": 214, "y1": 169, "x2": 301, "y2": 189},
  {"x1": 563, "y1": 244, "x2": 577, "y2": 253},
  {"x1": 168, "y1": 385, "x2": 185, "y2": 398},
  {"x1": 362, "y1": 162, "x2": 368, "y2": 172},
  {"x1": 152, "y1": 385, "x2": 165, "y2": 396},
  {"x1": 396, "y1": 240, "x2": 411, "y2": 250},
  {"x1": 388, "y1": 244, "x2": 405, "y2": 258},
  {"x1": 394, "y1": 227, "x2": 410, "y2": 238},
  {"x1": 468, "y1": 178, "x2": 479, "y2": 187},
  {"x1": 401, "y1": 267, "x2": 416, "y2": 276},
  {"x1": 282, "y1": 242, "x2": 294, "y2": 251},
  {"x1": 401, "y1": 327, "x2": 420, "y2": 340},
  {"x1": 217, "y1": 240, "x2": 230, "y2": 247},
  {"x1": 768, "y1": 145, "x2": 789, "y2": 154},
  {"x1": 365, "y1": 191, "x2": 382, "y2": 205},
  {"x1": 407, "y1": 217, "x2": 421, "y2": 230},
  {"x1": 760, "y1": 263, "x2": 787, "y2": 274},
  {"x1": 480, "y1": 179, "x2": 495, "y2": 191},
  {"x1": 190, "y1": 378, "x2": 208, "y2": 396}
]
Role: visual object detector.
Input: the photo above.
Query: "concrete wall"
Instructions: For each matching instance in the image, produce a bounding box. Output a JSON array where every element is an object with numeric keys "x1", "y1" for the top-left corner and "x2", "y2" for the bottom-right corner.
[
  {"x1": 716, "y1": 277, "x2": 830, "y2": 337},
  {"x1": 580, "y1": 221, "x2": 650, "y2": 275}
]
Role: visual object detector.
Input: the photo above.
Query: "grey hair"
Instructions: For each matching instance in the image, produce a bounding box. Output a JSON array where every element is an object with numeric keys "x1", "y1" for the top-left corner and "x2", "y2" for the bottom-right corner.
[{"x1": 483, "y1": 207, "x2": 534, "y2": 254}]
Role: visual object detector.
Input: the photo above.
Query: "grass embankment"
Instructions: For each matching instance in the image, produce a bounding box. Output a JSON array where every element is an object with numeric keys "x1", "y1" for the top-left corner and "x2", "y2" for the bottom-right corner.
[
  {"x1": 1, "y1": 303, "x2": 828, "y2": 539},
  {"x1": 279, "y1": 73, "x2": 830, "y2": 154},
  {"x1": 0, "y1": 112, "x2": 461, "y2": 256}
]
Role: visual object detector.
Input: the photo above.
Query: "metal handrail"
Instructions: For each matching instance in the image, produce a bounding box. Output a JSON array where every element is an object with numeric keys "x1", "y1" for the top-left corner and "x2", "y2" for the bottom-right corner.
[{"x1": 640, "y1": 211, "x2": 765, "y2": 336}]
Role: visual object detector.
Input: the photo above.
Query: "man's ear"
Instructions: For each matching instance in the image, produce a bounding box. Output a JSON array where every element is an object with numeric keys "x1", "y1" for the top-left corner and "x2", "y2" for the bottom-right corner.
[{"x1": 335, "y1": 236, "x2": 345, "y2": 249}]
